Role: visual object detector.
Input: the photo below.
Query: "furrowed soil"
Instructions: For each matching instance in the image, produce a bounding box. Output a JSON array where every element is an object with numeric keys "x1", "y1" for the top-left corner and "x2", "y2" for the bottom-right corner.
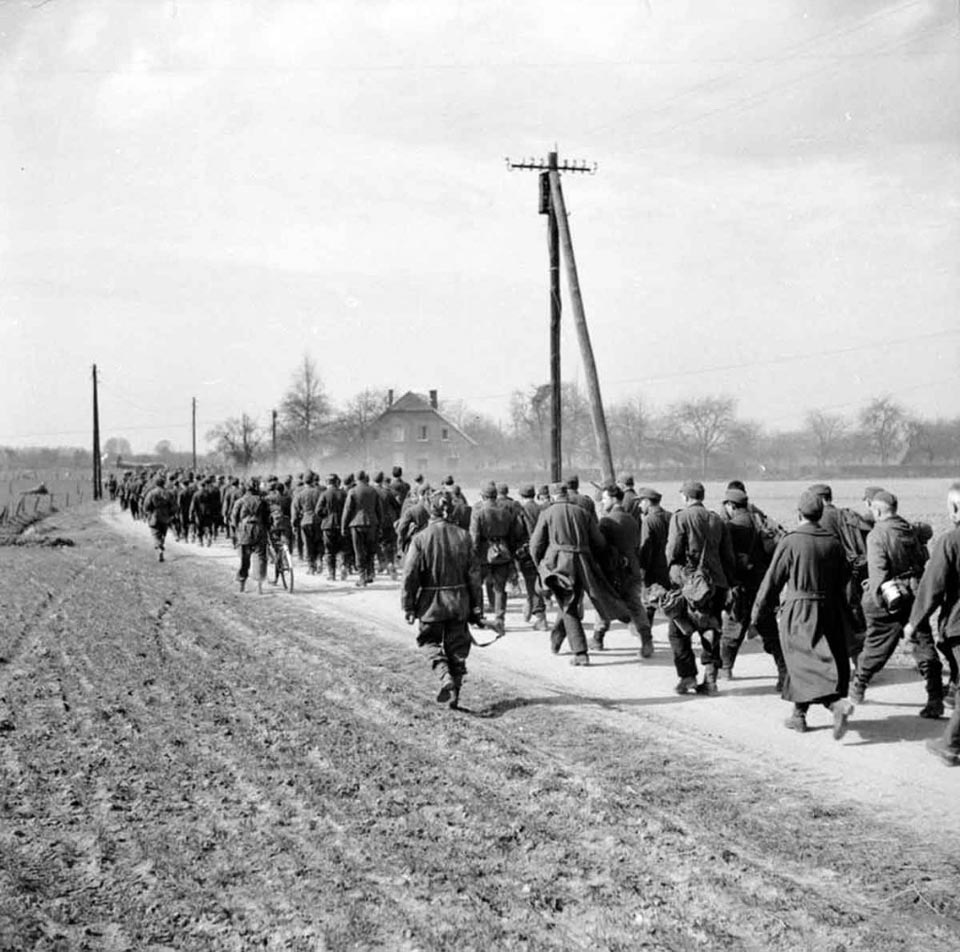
[{"x1": 1, "y1": 505, "x2": 958, "y2": 951}]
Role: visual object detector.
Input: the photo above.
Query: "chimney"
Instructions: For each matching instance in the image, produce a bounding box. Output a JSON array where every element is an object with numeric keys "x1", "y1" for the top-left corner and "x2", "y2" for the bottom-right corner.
[
  {"x1": 429, "y1": 389, "x2": 438, "y2": 409},
  {"x1": 387, "y1": 389, "x2": 394, "y2": 406}
]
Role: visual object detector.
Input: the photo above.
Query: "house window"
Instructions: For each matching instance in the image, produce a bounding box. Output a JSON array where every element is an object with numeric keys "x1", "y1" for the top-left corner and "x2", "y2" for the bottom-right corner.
[
  {"x1": 441, "y1": 427, "x2": 450, "y2": 442},
  {"x1": 417, "y1": 425, "x2": 428, "y2": 442},
  {"x1": 392, "y1": 424, "x2": 405, "y2": 442}
]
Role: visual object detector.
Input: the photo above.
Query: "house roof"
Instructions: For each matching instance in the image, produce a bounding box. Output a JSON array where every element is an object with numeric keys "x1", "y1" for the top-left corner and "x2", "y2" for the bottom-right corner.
[{"x1": 376, "y1": 391, "x2": 479, "y2": 446}]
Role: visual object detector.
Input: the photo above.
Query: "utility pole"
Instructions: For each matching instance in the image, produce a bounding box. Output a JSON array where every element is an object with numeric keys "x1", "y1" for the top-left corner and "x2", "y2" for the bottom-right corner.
[
  {"x1": 507, "y1": 150, "x2": 613, "y2": 483},
  {"x1": 548, "y1": 171, "x2": 615, "y2": 484},
  {"x1": 272, "y1": 409, "x2": 278, "y2": 469},
  {"x1": 191, "y1": 397, "x2": 197, "y2": 471},
  {"x1": 92, "y1": 364, "x2": 102, "y2": 500}
]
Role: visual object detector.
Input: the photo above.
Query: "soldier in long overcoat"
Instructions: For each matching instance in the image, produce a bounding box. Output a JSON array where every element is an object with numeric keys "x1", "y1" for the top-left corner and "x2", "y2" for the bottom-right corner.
[
  {"x1": 530, "y1": 482, "x2": 628, "y2": 665},
  {"x1": 752, "y1": 490, "x2": 855, "y2": 738}
]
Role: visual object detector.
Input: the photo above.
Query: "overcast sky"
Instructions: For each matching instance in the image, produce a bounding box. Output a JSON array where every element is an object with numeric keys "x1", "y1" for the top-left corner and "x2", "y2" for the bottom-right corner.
[{"x1": 2, "y1": 0, "x2": 958, "y2": 453}]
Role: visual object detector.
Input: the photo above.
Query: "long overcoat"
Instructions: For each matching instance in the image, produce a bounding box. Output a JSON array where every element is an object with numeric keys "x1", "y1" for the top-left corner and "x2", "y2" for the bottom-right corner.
[
  {"x1": 752, "y1": 522, "x2": 850, "y2": 703},
  {"x1": 529, "y1": 500, "x2": 629, "y2": 622}
]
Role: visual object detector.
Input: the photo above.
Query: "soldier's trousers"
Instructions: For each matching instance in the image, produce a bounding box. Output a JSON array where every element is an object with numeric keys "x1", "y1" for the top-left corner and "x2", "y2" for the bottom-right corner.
[
  {"x1": 594, "y1": 576, "x2": 651, "y2": 641},
  {"x1": 481, "y1": 562, "x2": 511, "y2": 624},
  {"x1": 150, "y1": 523, "x2": 169, "y2": 552},
  {"x1": 937, "y1": 640, "x2": 960, "y2": 751},
  {"x1": 857, "y1": 602, "x2": 942, "y2": 701},
  {"x1": 720, "y1": 591, "x2": 783, "y2": 672},
  {"x1": 237, "y1": 541, "x2": 267, "y2": 581},
  {"x1": 352, "y1": 526, "x2": 377, "y2": 582},
  {"x1": 668, "y1": 589, "x2": 726, "y2": 678},
  {"x1": 322, "y1": 528, "x2": 342, "y2": 576},
  {"x1": 417, "y1": 620, "x2": 471, "y2": 686},
  {"x1": 517, "y1": 552, "x2": 545, "y2": 620},
  {"x1": 549, "y1": 583, "x2": 588, "y2": 655},
  {"x1": 302, "y1": 523, "x2": 321, "y2": 571}
]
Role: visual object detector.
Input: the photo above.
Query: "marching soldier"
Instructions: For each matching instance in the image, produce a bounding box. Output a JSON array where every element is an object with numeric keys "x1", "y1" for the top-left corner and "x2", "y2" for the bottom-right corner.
[{"x1": 402, "y1": 491, "x2": 483, "y2": 710}]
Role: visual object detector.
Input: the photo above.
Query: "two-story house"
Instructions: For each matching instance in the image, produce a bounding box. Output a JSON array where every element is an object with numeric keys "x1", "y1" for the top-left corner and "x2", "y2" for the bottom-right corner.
[{"x1": 369, "y1": 390, "x2": 478, "y2": 477}]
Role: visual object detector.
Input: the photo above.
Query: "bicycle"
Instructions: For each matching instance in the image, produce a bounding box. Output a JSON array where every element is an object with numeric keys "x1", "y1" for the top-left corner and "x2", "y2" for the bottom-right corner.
[{"x1": 267, "y1": 529, "x2": 295, "y2": 592}]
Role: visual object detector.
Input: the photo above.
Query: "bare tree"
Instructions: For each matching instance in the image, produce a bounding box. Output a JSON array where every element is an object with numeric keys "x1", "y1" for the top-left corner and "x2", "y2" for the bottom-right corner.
[
  {"x1": 607, "y1": 395, "x2": 649, "y2": 473},
  {"x1": 278, "y1": 355, "x2": 330, "y2": 468},
  {"x1": 804, "y1": 410, "x2": 848, "y2": 469},
  {"x1": 509, "y1": 383, "x2": 593, "y2": 470},
  {"x1": 858, "y1": 396, "x2": 907, "y2": 466},
  {"x1": 669, "y1": 396, "x2": 737, "y2": 477},
  {"x1": 207, "y1": 414, "x2": 264, "y2": 469},
  {"x1": 104, "y1": 436, "x2": 132, "y2": 458},
  {"x1": 329, "y1": 388, "x2": 391, "y2": 466}
]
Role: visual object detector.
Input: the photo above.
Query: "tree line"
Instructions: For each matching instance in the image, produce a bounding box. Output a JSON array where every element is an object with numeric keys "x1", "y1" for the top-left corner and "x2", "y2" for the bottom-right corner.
[
  {"x1": 4, "y1": 357, "x2": 956, "y2": 478},
  {"x1": 200, "y1": 355, "x2": 959, "y2": 477}
]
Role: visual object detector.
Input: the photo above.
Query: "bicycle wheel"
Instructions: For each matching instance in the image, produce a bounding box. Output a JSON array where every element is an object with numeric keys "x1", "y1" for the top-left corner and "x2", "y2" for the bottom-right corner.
[{"x1": 279, "y1": 544, "x2": 294, "y2": 592}]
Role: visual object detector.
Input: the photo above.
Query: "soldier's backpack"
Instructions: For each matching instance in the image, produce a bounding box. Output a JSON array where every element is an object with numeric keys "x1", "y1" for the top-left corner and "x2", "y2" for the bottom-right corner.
[{"x1": 750, "y1": 507, "x2": 787, "y2": 559}]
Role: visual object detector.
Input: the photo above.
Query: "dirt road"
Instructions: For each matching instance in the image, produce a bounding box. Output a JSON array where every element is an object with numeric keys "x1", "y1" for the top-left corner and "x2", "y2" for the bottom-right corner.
[{"x1": 1, "y1": 504, "x2": 958, "y2": 951}]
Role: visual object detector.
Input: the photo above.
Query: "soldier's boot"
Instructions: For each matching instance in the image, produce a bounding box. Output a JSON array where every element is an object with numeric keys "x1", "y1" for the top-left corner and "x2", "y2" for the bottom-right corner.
[
  {"x1": 719, "y1": 643, "x2": 737, "y2": 680},
  {"x1": 784, "y1": 709, "x2": 808, "y2": 733},
  {"x1": 945, "y1": 682, "x2": 958, "y2": 710},
  {"x1": 919, "y1": 660, "x2": 945, "y2": 719},
  {"x1": 775, "y1": 656, "x2": 788, "y2": 693},
  {"x1": 531, "y1": 614, "x2": 549, "y2": 632},
  {"x1": 696, "y1": 665, "x2": 719, "y2": 696},
  {"x1": 849, "y1": 677, "x2": 867, "y2": 705},
  {"x1": 238, "y1": 578, "x2": 246, "y2": 593},
  {"x1": 549, "y1": 622, "x2": 565, "y2": 655},
  {"x1": 436, "y1": 669, "x2": 456, "y2": 704},
  {"x1": 589, "y1": 624, "x2": 608, "y2": 652}
]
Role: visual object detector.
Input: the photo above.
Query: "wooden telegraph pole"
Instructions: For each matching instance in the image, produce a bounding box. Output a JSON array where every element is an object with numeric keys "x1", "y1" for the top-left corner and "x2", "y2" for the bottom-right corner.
[
  {"x1": 507, "y1": 149, "x2": 614, "y2": 484},
  {"x1": 192, "y1": 397, "x2": 197, "y2": 471},
  {"x1": 91, "y1": 364, "x2": 102, "y2": 500}
]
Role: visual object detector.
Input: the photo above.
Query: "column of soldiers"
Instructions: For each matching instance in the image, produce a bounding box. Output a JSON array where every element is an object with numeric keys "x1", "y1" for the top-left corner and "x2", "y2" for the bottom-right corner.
[{"x1": 116, "y1": 464, "x2": 960, "y2": 764}]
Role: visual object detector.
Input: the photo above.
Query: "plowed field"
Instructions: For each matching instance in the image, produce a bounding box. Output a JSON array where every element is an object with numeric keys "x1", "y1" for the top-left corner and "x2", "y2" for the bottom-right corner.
[{"x1": 1, "y1": 504, "x2": 958, "y2": 951}]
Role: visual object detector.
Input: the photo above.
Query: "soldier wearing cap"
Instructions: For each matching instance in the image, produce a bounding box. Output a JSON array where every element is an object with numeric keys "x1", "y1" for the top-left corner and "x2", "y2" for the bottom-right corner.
[
  {"x1": 342, "y1": 470, "x2": 384, "y2": 586},
  {"x1": 316, "y1": 474, "x2": 346, "y2": 581},
  {"x1": 565, "y1": 474, "x2": 597, "y2": 521},
  {"x1": 637, "y1": 487, "x2": 670, "y2": 632},
  {"x1": 852, "y1": 490, "x2": 942, "y2": 717},
  {"x1": 594, "y1": 482, "x2": 654, "y2": 657},
  {"x1": 391, "y1": 466, "x2": 411, "y2": 508},
  {"x1": 373, "y1": 471, "x2": 401, "y2": 580},
  {"x1": 402, "y1": 490, "x2": 483, "y2": 710},
  {"x1": 142, "y1": 475, "x2": 177, "y2": 563},
  {"x1": 470, "y1": 481, "x2": 524, "y2": 633},
  {"x1": 808, "y1": 482, "x2": 869, "y2": 656},
  {"x1": 190, "y1": 476, "x2": 220, "y2": 548},
  {"x1": 220, "y1": 475, "x2": 242, "y2": 547},
  {"x1": 449, "y1": 484, "x2": 472, "y2": 531},
  {"x1": 516, "y1": 484, "x2": 548, "y2": 629},
  {"x1": 231, "y1": 477, "x2": 270, "y2": 594},
  {"x1": 530, "y1": 481, "x2": 627, "y2": 665},
  {"x1": 398, "y1": 483, "x2": 433, "y2": 553},
  {"x1": 264, "y1": 476, "x2": 294, "y2": 575},
  {"x1": 664, "y1": 479, "x2": 735, "y2": 695},
  {"x1": 292, "y1": 472, "x2": 323, "y2": 575},
  {"x1": 620, "y1": 475, "x2": 641, "y2": 523},
  {"x1": 752, "y1": 490, "x2": 855, "y2": 738}
]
